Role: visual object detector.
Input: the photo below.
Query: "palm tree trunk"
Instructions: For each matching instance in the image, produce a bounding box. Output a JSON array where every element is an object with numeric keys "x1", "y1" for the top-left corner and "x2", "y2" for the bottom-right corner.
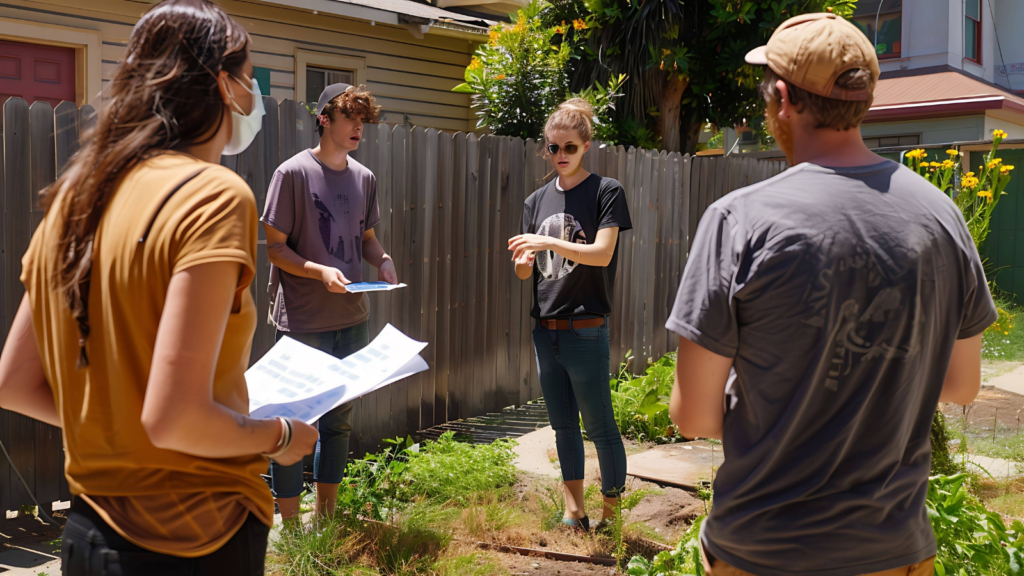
[{"x1": 658, "y1": 75, "x2": 688, "y2": 152}]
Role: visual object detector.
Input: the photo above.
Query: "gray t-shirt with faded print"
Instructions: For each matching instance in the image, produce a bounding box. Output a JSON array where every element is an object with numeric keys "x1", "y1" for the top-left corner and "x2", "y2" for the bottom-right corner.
[
  {"x1": 667, "y1": 161, "x2": 996, "y2": 576},
  {"x1": 262, "y1": 150, "x2": 380, "y2": 333}
]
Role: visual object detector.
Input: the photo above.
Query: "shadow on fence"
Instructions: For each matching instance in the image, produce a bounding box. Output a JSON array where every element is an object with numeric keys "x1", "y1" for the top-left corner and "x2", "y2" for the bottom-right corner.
[{"x1": 0, "y1": 96, "x2": 787, "y2": 514}]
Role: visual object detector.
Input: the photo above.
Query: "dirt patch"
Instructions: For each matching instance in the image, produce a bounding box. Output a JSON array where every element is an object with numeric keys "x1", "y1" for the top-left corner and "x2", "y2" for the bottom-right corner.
[
  {"x1": 498, "y1": 553, "x2": 619, "y2": 576},
  {"x1": 941, "y1": 387, "x2": 1024, "y2": 431},
  {"x1": 624, "y1": 481, "x2": 704, "y2": 542}
]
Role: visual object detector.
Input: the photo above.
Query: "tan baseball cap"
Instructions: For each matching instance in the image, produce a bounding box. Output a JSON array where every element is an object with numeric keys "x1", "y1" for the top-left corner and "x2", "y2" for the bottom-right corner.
[{"x1": 745, "y1": 12, "x2": 880, "y2": 102}]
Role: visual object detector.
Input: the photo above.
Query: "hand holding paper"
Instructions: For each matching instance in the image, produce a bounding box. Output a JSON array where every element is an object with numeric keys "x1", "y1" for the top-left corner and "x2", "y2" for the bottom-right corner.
[{"x1": 246, "y1": 324, "x2": 427, "y2": 424}]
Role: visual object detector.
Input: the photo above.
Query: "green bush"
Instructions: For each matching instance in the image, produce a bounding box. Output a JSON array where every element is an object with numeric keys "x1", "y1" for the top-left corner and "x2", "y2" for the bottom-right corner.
[
  {"x1": 610, "y1": 352, "x2": 678, "y2": 443},
  {"x1": 338, "y1": 432, "x2": 519, "y2": 522},
  {"x1": 625, "y1": 516, "x2": 704, "y2": 576},
  {"x1": 929, "y1": 474, "x2": 1024, "y2": 575},
  {"x1": 931, "y1": 411, "x2": 965, "y2": 477},
  {"x1": 453, "y1": 0, "x2": 622, "y2": 141},
  {"x1": 400, "y1": 432, "x2": 518, "y2": 505}
]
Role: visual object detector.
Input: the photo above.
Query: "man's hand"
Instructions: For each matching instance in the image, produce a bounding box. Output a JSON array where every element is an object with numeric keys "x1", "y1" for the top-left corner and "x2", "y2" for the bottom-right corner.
[
  {"x1": 319, "y1": 265, "x2": 350, "y2": 293},
  {"x1": 379, "y1": 257, "x2": 399, "y2": 284}
]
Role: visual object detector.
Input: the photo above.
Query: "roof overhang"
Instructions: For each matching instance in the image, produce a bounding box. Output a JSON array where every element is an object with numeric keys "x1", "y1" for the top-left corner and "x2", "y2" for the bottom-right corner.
[
  {"x1": 254, "y1": 0, "x2": 491, "y2": 38},
  {"x1": 864, "y1": 66, "x2": 1024, "y2": 124},
  {"x1": 865, "y1": 96, "x2": 1024, "y2": 123}
]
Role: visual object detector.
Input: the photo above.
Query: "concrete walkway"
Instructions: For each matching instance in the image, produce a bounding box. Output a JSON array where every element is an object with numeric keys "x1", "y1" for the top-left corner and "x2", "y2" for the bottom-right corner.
[
  {"x1": 511, "y1": 425, "x2": 560, "y2": 478},
  {"x1": 988, "y1": 365, "x2": 1024, "y2": 396}
]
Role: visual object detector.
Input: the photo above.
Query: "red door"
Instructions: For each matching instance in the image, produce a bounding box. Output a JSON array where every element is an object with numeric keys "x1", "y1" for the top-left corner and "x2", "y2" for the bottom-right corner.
[{"x1": 0, "y1": 40, "x2": 77, "y2": 106}]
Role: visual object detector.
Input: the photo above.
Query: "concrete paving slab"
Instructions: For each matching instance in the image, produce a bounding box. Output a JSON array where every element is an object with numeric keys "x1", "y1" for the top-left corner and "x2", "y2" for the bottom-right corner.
[
  {"x1": 967, "y1": 453, "x2": 1024, "y2": 479},
  {"x1": 626, "y1": 443, "x2": 723, "y2": 489},
  {"x1": 512, "y1": 426, "x2": 561, "y2": 478},
  {"x1": 988, "y1": 365, "x2": 1024, "y2": 397}
]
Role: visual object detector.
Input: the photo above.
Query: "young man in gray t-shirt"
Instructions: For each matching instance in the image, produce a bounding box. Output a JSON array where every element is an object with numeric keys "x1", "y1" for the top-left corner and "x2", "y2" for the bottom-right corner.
[
  {"x1": 261, "y1": 84, "x2": 398, "y2": 522},
  {"x1": 667, "y1": 14, "x2": 995, "y2": 576}
]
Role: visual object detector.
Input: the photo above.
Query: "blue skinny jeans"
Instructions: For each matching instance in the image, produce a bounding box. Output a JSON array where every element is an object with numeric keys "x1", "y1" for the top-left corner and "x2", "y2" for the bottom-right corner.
[{"x1": 533, "y1": 319, "x2": 626, "y2": 497}]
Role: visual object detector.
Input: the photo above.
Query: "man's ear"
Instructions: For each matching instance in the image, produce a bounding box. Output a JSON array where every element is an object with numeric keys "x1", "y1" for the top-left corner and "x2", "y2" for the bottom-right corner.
[
  {"x1": 583, "y1": 141, "x2": 591, "y2": 154},
  {"x1": 776, "y1": 80, "x2": 794, "y2": 119},
  {"x1": 318, "y1": 113, "x2": 330, "y2": 129}
]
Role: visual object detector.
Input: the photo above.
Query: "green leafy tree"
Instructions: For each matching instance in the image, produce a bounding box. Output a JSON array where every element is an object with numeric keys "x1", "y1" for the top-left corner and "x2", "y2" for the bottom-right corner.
[{"x1": 564, "y1": 0, "x2": 858, "y2": 153}]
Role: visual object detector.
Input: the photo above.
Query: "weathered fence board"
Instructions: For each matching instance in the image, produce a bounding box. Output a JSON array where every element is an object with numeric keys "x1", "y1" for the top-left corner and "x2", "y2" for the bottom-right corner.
[{"x1": 0, "y1": 98, "x2": 789, "y2": 514}]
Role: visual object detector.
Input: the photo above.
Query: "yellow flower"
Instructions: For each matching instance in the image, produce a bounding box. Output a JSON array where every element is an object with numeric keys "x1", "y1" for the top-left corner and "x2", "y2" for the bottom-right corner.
[
  {"x1": 994, "y1": 129, "x2": 1008, "y2": 140},
  {"x1": 488, "y1": 29, "x2": 500, "y2": 44},
  {"x1": 573, "y1": 18, "x2": 588, "y2": 30},
  {"x1": 965, "y1": 171, "x2": 976, "y2": 177},
  {"x1": 941, "y1": 160, "x2": 955, "y2": 169},
  {"x1": 554, "y1": 25, "x2": 565, "y2": 34},
  {"x1": 962, "y1": 176, "x2": 980, "y2": 189},
  {"x1": 468, "y1": 57, "x2": 483, "y2": 70},
  {"x1": 494, "y1": 74, "x2": 506, "y2": 80},
  {"x1": 978, "y1": 190, "x2": 994, "y2": 202},
  {"x1": 905, "y1": 149, "x2": 927, "y2": 160},
  {"x1": 988, "y1": 158, "x2": 1004, "y2": 170},
  {"x1": 1001, "y1": 165, "x2": 1015, "y2": 175},
  {"x1": 930, "y1": 161, "x2": 943, "y2": 167},
  {"x1": 946, "y1": 149, "x2": 959, "y2": 156}
]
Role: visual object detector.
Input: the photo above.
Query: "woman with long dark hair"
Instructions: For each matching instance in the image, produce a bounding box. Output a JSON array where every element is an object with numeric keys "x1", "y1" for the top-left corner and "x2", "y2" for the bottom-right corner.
[
  {"x1": 0, "y1": 1, "x2": 317, "y2": 573},
  {"x1": 509, "y1": 99, "x2": 631, "y2": 532}
]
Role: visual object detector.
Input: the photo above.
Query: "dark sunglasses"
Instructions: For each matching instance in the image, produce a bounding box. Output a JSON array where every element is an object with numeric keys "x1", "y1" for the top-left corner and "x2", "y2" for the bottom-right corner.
[{"x1": 546, "y1": 143, "x2": 580, "y2": 155}]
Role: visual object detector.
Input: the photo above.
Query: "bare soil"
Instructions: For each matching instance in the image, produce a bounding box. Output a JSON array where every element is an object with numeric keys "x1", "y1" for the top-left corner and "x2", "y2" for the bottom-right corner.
[
  {"x1": 624, "y1": 480, "x2": 705, "y2": 542},
  {"x1": 941, "y1": 387, "x2": 1024, "y2": 430}
]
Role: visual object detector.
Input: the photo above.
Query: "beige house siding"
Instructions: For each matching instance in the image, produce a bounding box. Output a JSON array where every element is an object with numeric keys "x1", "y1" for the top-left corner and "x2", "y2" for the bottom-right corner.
[{"x1": 0, "y1": 0, "x2": 479, "y2": 132}]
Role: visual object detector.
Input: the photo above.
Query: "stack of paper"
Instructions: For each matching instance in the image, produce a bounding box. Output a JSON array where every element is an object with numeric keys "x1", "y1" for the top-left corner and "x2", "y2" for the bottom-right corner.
[{"x1": 247, "y1": 324, "x2": 428, "y2": 424}]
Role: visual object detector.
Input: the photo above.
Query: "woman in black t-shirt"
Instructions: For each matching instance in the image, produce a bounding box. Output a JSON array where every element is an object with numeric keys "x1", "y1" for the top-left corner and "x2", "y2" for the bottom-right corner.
[{"x1": 508, "y1": 99, "x2": 632, "y2": 533}]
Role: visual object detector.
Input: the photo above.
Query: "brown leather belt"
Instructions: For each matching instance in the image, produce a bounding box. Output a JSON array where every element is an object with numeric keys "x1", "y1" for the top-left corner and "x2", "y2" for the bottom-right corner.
[{"x1": 539, "y1": 317, "x2": 605, "y2": 330}]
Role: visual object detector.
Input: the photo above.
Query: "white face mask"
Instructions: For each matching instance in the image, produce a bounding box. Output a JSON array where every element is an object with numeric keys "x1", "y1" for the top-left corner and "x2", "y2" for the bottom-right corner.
[{"x1": 223, "y1": 75, "x2": 265, "y2": 156}]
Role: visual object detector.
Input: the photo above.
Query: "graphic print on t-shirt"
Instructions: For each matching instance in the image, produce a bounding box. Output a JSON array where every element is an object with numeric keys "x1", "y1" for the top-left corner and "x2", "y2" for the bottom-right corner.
[
  {"x1": 535, "y1": 213, "x2": 587, "y2": 280},
  {"x1": 313, "y1": 192, "x2": 363, "y2": 265}
]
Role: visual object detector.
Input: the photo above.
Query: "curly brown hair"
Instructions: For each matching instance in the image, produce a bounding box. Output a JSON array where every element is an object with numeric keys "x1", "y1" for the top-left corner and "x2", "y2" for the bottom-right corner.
[{"x1": 319, "y1": 85, "x2": 381, "y2": 135}]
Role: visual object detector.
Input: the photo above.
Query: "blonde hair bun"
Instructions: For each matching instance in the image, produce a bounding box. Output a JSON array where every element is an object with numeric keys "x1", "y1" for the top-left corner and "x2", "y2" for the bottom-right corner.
[{"x1": 544, "y1": 98, "x2": 594, "y2": 142}]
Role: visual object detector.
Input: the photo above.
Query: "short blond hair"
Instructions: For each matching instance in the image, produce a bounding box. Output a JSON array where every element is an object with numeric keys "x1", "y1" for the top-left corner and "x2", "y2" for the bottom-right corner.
[{"x1": 544, "y1": 98, "x2": 593, "y2": 142}]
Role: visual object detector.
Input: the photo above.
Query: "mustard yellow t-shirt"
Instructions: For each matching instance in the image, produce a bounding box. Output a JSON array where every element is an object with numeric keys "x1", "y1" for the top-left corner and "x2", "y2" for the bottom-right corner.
[{"x1": 20, "y1": 153, "x2": 273, "y2": 557}]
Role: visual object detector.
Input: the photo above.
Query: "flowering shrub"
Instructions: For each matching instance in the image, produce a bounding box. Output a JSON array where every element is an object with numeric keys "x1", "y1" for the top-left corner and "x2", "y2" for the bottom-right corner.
[
  {"x1": 904, "y1": 130, "x2": 1015, "y2": 250},
  {"x1": 453, "y1": 0, "x2": 622, "y2": 140}
]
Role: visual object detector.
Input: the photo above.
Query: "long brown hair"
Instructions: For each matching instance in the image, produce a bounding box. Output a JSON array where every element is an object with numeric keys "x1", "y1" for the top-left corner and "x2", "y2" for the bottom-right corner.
[{"x1": 42, "y1": 0, "x2": 249, "y2": 367}]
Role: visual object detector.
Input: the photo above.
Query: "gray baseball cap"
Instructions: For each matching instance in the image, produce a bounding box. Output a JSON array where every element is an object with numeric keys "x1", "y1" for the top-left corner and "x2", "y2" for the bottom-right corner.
[{"x1": 315, "y1": 83, "x2": 353, "y2": 116}]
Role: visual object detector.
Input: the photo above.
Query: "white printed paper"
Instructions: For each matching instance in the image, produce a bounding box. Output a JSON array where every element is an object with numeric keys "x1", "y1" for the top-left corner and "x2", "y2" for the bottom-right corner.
[
  {"x1": 344, "y1": 282, "x2": 408, "y2": 293},
  {"x1": 247, "y1": 324, "x2": 427, "y2": 424}
]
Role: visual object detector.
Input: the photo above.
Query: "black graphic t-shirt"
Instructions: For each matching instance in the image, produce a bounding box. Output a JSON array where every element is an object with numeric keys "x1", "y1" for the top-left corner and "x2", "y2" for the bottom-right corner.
[
  {"x1": 667, "y1": 161, "x2": 997, "y2": 576},
  {"x1": 522, "y1": 174, "x2": 632, "y2": 319}
]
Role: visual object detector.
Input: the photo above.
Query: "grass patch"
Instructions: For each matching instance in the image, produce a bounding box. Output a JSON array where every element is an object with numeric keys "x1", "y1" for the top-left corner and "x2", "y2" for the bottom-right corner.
[
  {"x1": 269, "y1": 432, "x2": 519, "y2": 575},
  {"x1": 983, "y1": 300, "x2": 1024, "y2": 362}
]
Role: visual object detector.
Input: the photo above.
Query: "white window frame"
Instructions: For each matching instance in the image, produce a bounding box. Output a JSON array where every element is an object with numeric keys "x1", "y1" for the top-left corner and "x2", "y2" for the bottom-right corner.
[{"x1": 294, "y1": 49, "x2": 366, "y2": 105}]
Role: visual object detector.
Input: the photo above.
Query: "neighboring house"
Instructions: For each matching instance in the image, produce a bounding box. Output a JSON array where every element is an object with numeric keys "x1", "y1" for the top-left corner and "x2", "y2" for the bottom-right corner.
[
  {"x1": 0, "y1": 0, "x2": 508, "y2": 132},
  {"x1": 722, "y1": 0, "x2": 1024, "y2": 154},
  {"x1": 853, "y1": 0, "x2": 1024, "y2": 146}
]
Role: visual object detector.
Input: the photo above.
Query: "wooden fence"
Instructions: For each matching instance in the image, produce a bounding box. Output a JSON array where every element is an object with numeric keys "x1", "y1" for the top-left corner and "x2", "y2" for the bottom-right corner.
[{"x1": 0, "y1": 96, "x2": 787, "y2": 514}]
